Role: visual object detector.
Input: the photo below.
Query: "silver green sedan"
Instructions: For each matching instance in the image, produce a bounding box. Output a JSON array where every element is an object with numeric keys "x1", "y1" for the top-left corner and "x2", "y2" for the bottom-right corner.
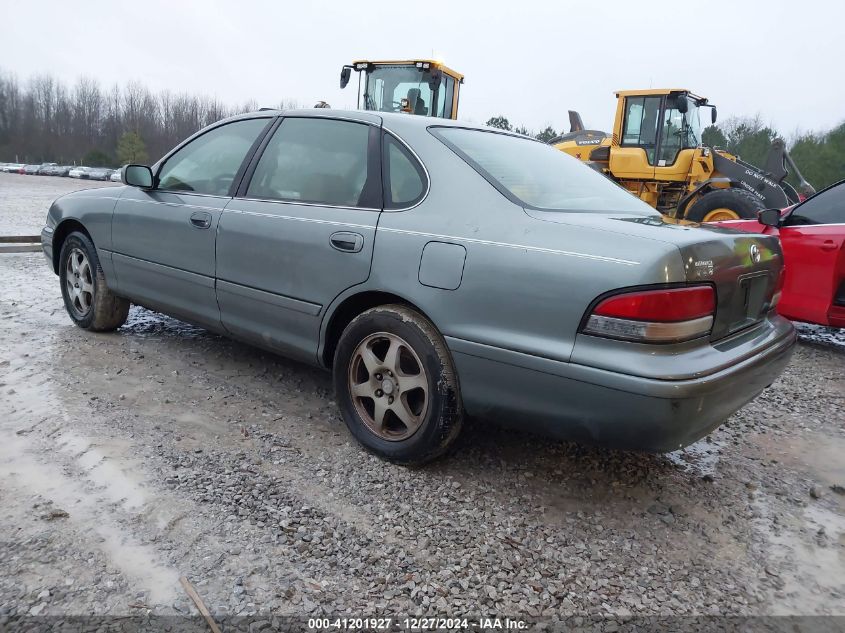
[{"x1": 41, "y1": 110, "x2": 795, "y2": 464}]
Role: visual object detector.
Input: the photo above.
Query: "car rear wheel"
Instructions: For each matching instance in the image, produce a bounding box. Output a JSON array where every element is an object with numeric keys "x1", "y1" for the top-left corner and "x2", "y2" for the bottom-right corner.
[
  {"x1": 59, "y1": 231, "x2": 129, "y2": 331},
  {"x1": 333, "y1": 305, "x2": 463, "y2": 465}
]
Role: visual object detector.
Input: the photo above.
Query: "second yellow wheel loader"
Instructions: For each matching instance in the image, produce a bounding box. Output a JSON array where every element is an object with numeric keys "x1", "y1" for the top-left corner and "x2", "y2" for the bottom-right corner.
[{"x1": 552, "y1": 89, "x2": 815, "y2": 221}]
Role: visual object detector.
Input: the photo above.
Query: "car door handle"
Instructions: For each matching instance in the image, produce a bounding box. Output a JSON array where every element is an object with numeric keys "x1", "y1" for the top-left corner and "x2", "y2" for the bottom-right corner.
[
  {"x1": 330, "y1": 232, "x2": 364, "y2": 253},
  {"x1": 821, "y1": 240, "x2": 837, "y2": 252},
  {"x1": 189, "y1": 211, "x2": 212, "y2": 229}
]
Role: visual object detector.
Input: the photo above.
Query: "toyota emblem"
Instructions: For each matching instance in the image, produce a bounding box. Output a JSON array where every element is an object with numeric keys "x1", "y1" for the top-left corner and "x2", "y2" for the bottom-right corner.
[{"x1": 750, "y1": 244, "x2": 761, "y2": 264}]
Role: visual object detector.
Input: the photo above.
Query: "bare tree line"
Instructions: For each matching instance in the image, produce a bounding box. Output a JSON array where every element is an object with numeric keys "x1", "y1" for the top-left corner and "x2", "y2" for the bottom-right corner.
[{"x1": 0, "y1": 68, "x2": 298, "y2": 166}]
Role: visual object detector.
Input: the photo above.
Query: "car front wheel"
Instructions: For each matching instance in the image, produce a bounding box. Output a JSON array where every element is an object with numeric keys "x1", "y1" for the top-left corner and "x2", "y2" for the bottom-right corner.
[
  {"x1": 59, "y1": 231, "x2": 129, "y2": 331},
  {"x1": 333, "y1": 305, "x2": 463, "y2": 465}
]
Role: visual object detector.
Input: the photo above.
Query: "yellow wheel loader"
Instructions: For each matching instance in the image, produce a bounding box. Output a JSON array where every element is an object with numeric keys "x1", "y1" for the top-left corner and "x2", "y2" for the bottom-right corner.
[
  {"x1": 552, "y1": 89, "x2": 815, "y2": 221},
  {"x1": 339, "y1": 60, "x2": 464, "y2": 120}
]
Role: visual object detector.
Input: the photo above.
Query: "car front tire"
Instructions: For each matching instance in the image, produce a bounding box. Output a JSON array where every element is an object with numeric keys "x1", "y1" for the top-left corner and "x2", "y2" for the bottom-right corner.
[
  {"x1": 59, "y1": 231, "x2": 129, "y2": 331},
  {"x1": 333, "y1": 304, "x2": 463, "y2": 465}
]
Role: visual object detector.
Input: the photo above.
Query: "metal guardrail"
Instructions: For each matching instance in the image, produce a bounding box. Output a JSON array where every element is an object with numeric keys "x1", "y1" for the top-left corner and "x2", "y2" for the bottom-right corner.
[{"x1": 0, "y1": 235, "x2": 41, "y2": 252}]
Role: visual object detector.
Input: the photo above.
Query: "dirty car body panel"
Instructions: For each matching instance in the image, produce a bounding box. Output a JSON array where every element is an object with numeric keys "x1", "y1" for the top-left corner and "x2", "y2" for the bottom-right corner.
[{"x1": 43, "y1": 109, "x2": 796, "y2": 453}]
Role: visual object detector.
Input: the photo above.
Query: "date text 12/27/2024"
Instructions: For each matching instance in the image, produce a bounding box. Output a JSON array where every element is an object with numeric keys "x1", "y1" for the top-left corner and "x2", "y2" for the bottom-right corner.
[{"x1": 307, "y1": 617, "x2": 529, "y2": 630}]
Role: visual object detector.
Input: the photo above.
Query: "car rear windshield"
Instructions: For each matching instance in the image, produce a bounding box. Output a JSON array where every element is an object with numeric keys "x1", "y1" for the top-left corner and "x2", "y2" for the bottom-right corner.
[{"x1": 431, "y1": 127, "x2": 653, "y2": 213}]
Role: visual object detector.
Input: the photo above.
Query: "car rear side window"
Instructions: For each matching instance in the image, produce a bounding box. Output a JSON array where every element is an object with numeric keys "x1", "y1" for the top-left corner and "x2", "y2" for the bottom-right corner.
[
  {"x1": 431, "y1": 126, "x2": 653, "y2": 213},
  {"x1": 157, "y1": 118, "x2": 269, "y2": 196},
  {"x1": 384, "y1": 133, "x2": 426, "y2": 209},
  {"x1": 786, "y1": 180, "x2": 844, "y2": 226},
  {"x1": 246, "y1": 118, "x2": 375, "y2": 208}
]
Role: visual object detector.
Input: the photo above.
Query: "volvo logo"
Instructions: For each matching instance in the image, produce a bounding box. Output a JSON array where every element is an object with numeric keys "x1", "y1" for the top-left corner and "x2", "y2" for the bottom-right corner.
[{"x1": 750, "y1": 244, "x2": 761, "y2": 264}]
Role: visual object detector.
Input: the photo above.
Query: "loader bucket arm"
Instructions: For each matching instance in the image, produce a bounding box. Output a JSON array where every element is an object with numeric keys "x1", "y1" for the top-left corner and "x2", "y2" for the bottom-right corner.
[
  {"x1": 764, "y1": 138, "x2": 816, "y2": 200},
  {"x1": 710, "y1": 151, "x2": 791, "y2": 208}
]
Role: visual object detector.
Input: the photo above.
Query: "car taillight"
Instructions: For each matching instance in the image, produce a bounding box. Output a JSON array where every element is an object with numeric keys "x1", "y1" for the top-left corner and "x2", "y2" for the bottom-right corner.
[{"x1": 583, "y1": 286, "x2": 715, "y2": 343}]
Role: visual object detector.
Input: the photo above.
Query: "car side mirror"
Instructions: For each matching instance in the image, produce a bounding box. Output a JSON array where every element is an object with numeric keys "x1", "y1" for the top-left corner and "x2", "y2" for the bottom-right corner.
[
  {"x1": 711, "y1": 107, "x2": 718, "y2": 124},
  {"x1": 123, "y1": 164, "x2": 153, "y2": 188},
  {"x1": 340, "y1": 66, "x2": 352, "y2": 89},
  {"x1": 758, "y1": 208, "x2": 781, "y2": 228}
]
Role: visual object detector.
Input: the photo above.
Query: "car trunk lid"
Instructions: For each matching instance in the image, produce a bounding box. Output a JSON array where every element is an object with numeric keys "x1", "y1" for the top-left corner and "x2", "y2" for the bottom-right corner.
[{"x1": 524, "y1": 210, "x2": 784, "y2": 340}]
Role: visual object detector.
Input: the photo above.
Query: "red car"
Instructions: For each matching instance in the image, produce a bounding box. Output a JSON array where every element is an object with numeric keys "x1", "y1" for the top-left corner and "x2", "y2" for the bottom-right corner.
[{"x1": 712, "y1": 179, "x2": 845, "y2": 328}]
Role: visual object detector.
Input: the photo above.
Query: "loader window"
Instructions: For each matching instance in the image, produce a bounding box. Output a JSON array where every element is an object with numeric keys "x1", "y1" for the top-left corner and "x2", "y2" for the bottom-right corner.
[
  {"x1": 363, "y1": 66, "x2": 433, "y2": 115},
  {"x1": 434, "y1": 75, "x2": 455, "y2": 119},
  {"x1": 621, "y1": 96, "x2": 660, "y2": 164},
  {"x1": 658, "y1": 98, "x2": 701, "y2": 166}
]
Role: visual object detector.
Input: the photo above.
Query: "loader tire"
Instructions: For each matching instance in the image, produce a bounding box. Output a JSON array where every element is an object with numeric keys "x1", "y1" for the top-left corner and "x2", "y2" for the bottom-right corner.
[{"x1": 685, "y1": 188, "x2": 765, "y2": 222}]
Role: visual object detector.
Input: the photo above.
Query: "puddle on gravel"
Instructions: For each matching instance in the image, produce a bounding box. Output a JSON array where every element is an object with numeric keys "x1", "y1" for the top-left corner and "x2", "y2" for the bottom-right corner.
[
  {"x1": 754, "y1": 432, "x2": 845, "y2": 493},
  {"x1": 749, "y1": 430, "x2": 845, "y2": 615},
  {"x1": 754, "y1": 498, "x2": 845, "y2": 615},
  {"x1": 0, "y1": 430, "x2": 180, "y2": 605},
  {"x1": 56, "y1": 431, "x2": 148, "y2": 512},
  {"x1": 0, "y1": 335, "x2": 181, "y2": 607}
]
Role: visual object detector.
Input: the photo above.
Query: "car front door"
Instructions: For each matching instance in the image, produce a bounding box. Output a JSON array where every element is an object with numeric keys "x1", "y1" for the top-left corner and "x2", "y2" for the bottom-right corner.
[
  {"x1": 110, "y1": 117, "x2": 272, "y2": 330},
  {"x1": 216, "y1": 115, "x2": 382, "y2": 363},
  {"x1": 778, "y1": 181, "x2": 845, "y2": 326}
]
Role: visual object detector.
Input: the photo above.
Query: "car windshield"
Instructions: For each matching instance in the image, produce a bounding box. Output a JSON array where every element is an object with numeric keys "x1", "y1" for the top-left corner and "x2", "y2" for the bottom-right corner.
[{"x1": 432, "y1": 127, "x2": 654, "y2": 213}]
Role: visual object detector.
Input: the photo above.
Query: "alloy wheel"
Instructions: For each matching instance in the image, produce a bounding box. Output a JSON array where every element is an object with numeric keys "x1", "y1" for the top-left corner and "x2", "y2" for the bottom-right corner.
[
  {"x1": 347, "y1": 332, "x2": 429, "y2": 441},
  {"x1": 65, "y1": 247, "x2": 94, "y2": 317}
]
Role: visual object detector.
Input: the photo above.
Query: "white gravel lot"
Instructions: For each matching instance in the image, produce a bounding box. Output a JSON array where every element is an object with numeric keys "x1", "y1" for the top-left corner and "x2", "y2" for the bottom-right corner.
[
  {"x1": 0, "y1": 172, "x2": 843, "y2": 628},
  {"x1": 0, "y1": 172, "x2": 118, "y2": 235}
]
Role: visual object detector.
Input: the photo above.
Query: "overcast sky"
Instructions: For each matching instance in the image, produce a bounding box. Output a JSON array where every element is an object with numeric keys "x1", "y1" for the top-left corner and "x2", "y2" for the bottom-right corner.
[{"x1": 1, "y1": 0, "x2": 840, "y2": 136}]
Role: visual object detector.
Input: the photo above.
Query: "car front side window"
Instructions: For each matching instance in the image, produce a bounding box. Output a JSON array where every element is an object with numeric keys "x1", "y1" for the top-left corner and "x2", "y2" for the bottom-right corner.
[
  {"x1": 157, "y1": 118, "x2": 270, "y2": 196},
  {"x1": 246, "y1": 118, "x2": 375, "y2": 208}
]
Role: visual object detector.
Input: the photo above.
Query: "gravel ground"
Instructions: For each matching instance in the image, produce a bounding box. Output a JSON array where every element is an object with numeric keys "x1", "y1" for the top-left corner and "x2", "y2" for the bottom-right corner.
[{"x1": 1, "y1": 176, "x2": 844, "y2": 626}]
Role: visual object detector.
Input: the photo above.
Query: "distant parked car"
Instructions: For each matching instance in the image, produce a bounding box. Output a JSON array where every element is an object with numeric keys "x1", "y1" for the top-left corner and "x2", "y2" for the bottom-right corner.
[
  {"x1": 37, "y1": 162, "x2": 58, "y2": 174},
  {"x1": 24, "y1": 164, "x2": 41, "y2": 175},
  {"x1": 88, "y1": 167, "x2": 113, "y2": 181},
  {"x1": 2, "y1": 163, "x2": 25, "y2": 173},
  {"x1": 69, "y1": 166, "x2": 91, "y2": 179},
  {"x1": 42, "y1": 165, "x2": 71, "y2": 177},
  {"x1": 109, "y1": 168, "x2": 123, "y2": 182}
]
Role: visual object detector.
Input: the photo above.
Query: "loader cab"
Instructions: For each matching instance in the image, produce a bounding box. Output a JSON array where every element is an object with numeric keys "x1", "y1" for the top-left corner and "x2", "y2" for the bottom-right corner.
[
  {"x1": 610, "y1": 89, "x2": 710, "y2": 181},
  {"x1": 340, "y1": 60, "x2": 464, "y2": 120}
]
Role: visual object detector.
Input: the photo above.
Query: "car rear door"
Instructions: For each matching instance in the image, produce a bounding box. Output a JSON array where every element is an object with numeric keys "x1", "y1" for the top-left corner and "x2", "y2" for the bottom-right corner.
[
  {"x1": 777, "y1": 181, "x2": 845, "y2": 327},
  {"x1": 110, "y1": 117, "x2": 272, "y2": 330},
  {"x1": 216, "y1": 115, "x2": 382, "y2": 364}
]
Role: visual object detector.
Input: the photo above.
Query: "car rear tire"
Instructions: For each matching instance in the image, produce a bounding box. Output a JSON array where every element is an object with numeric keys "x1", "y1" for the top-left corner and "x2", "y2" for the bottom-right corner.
[
  {"x1": 333, "y1": 304, "x2": 463, "y2": 465},
  {"x1": 59, "y1": 231, "x2": 129, "y2": 331},
  {"x1": 686, "y1": 188, "x2": 766, "y2": 222}
]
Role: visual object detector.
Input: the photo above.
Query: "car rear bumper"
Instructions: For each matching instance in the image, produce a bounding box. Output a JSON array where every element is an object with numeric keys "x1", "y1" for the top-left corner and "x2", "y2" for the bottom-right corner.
[{"x1": 446, "y1": 319, "x2": 796, "y2": 452}]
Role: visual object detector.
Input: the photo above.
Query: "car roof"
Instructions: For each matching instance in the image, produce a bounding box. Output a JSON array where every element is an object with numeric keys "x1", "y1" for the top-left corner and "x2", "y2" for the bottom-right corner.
[{"x1": 229, "y1": 108, "x2": 508, "y2": 136}]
